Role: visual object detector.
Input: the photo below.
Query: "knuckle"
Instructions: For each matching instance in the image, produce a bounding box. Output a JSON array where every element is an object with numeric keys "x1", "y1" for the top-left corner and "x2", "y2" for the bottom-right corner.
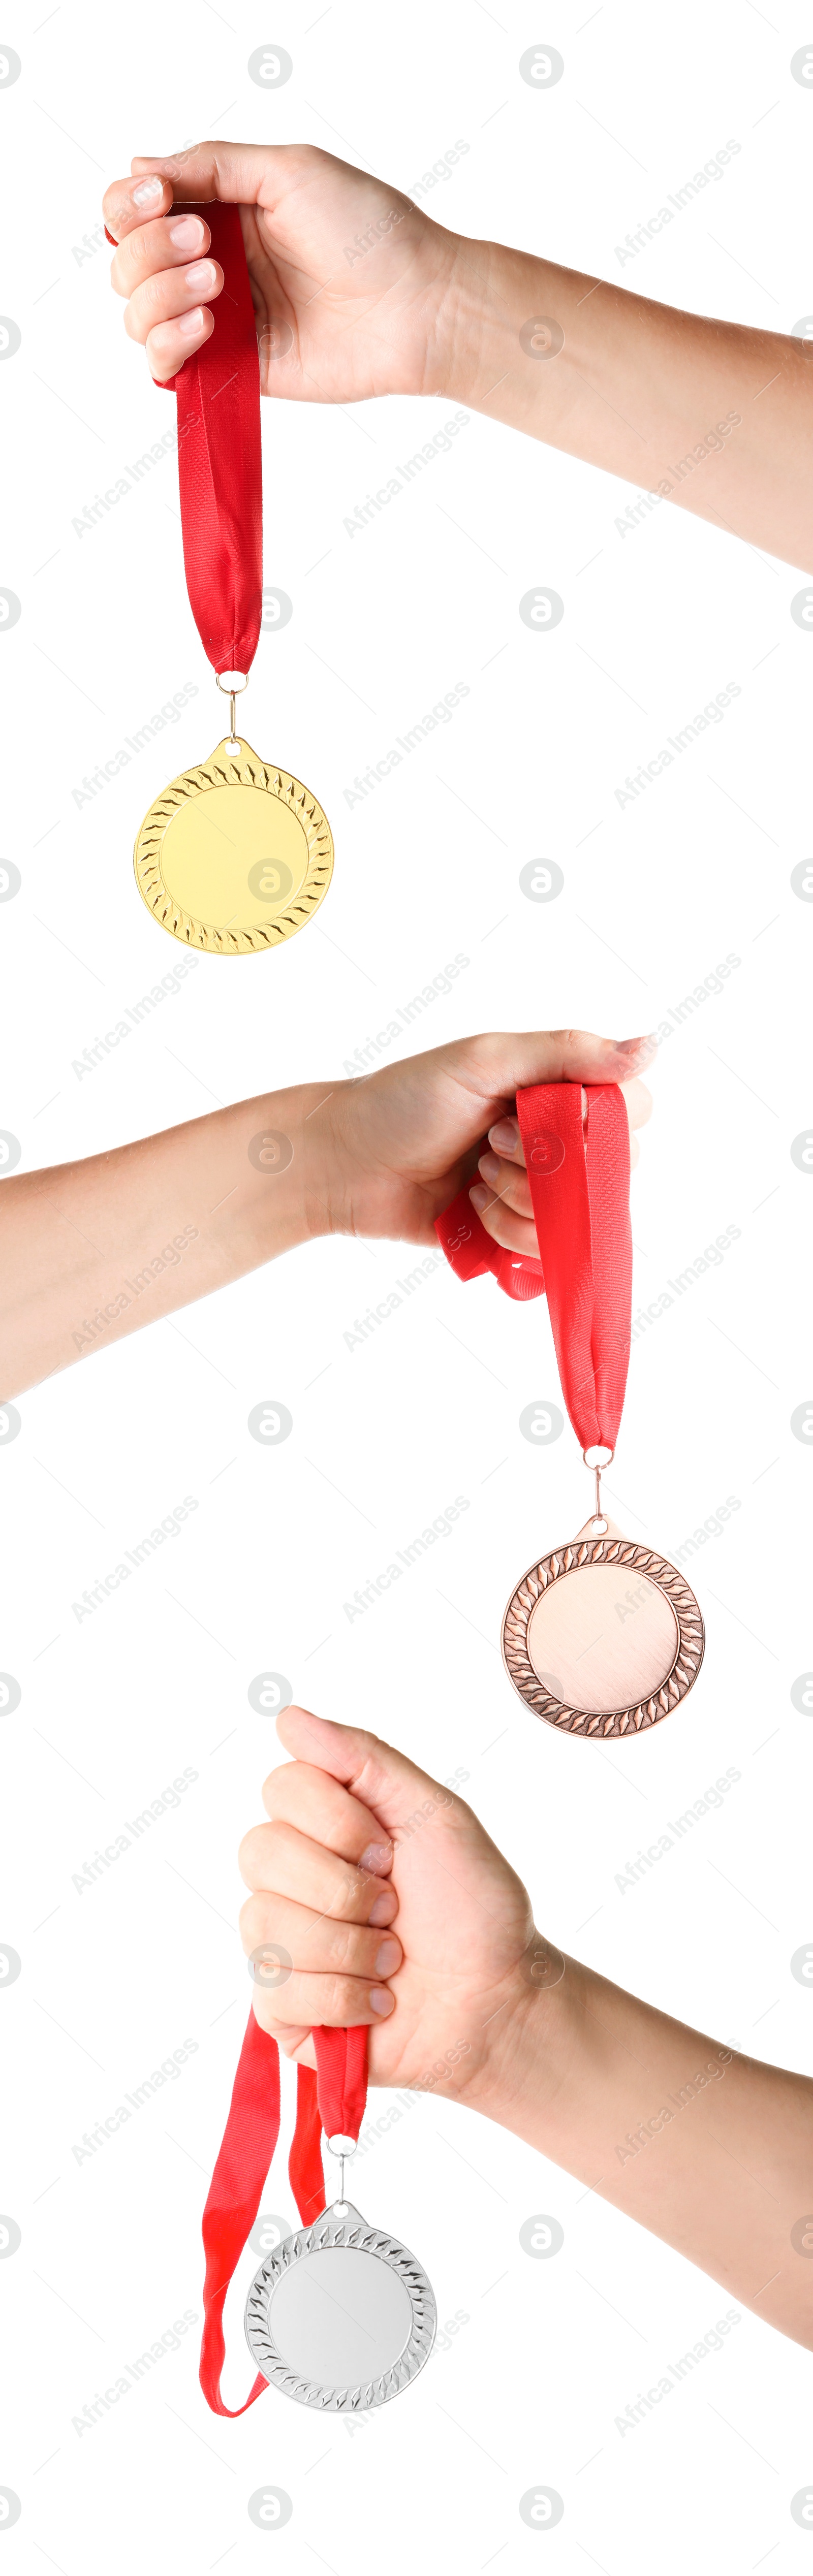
[
  {"x1": 140, "y1": 267, "x2": 171, "y2": 316},
  {"x1": 104, "y1": 194, "x2": 133, "y2": 241},
  {"x1": 326, "y1": 1919, "x2": 361, "y2": 1973},
  {"x1": 237, "y1": 1823, "x2": 267, "y2": 1882},
  {"x1": 238, "y1": 1894, "x2": 263, "y2": 1949},
  {"x1": 327, "y1": 1974, "x2": 360, "y2": 2021},
  {"x1": 123, "y1": 302, "x2": 145, "y2": 343},
  {"x1": 334, "y1": 1864, "x2": 365, "y2": 1917}
]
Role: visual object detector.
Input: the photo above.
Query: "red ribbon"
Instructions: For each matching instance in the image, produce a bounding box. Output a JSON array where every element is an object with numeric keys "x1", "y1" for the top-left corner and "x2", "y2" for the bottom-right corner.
[
  {"x1": 435, "y1": 1083, "x2": 632, "y2": 1453},
  {"x1": 106, "y1": 201, "x2": 262, "y2": 675},
  {"x1": 199, "y1": 2017, "x2": 368, "y2": 2417}
]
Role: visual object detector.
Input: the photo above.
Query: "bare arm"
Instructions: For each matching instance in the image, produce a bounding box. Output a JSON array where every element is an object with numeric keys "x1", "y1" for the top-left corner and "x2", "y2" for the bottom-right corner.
[
  {"x1": 241, "y1": 1707, "x2": 813, "y2": 2350},
  {"x1": 485, "y1": 1956, "x2": 813, "y2": 2346},
  {"x1": 0, "y1": 1028, "x2": 652, "y2": 1397},
  {"x1": 106, "y1": 144, "x2": 813, "y2": 571},
  {"x1": 440, "y1": 235, "x2": 812, "y2": 569}
]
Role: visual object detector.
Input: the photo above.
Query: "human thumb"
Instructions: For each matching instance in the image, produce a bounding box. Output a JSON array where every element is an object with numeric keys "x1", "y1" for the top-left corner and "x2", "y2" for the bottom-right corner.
[{"x1": 276, "y1": 1704, "x2": 455, "y2": 1845}]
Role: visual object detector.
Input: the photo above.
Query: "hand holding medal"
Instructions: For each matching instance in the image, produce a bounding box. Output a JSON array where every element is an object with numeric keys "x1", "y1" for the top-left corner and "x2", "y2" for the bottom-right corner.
[
  {"x1": 199, "y1": 1704, "x2": 544, "y2": 2419},
  {"x1": 202, "y1": 1707, "x2": 813, "y2": 2395},
  {"x1": 105, "y1": 181, "x2": 333, "y2": 953},
  {"x1": 436, "y1": 1068, "x2": 705, "y2": 1738}
]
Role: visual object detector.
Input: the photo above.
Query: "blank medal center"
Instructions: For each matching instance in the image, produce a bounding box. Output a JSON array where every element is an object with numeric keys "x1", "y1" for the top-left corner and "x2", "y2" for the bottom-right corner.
[
  {"x1": 526, "y1": 1563, "x2": 679, "y2": 1711},
  {"x1": 268, "y1": 2247, "x2": 413, "y2": 2386},
  {"x1": 160, "y1": 782, "x2": 309, "y2": 927}
]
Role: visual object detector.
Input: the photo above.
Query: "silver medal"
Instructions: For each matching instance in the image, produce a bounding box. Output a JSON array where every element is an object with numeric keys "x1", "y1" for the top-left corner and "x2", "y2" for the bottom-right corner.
[
  {"x1": 245, "y1": 2132, "x2": 435, "y2": 2414},
  {"x1": 244, "y1": 2197, "x2": 436, "y2": 2413}
]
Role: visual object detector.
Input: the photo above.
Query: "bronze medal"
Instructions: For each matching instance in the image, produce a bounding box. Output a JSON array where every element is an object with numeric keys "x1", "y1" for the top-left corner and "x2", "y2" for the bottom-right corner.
[{"x1": 502, "y1": 1504, "x2": 704, "y2": 1739}]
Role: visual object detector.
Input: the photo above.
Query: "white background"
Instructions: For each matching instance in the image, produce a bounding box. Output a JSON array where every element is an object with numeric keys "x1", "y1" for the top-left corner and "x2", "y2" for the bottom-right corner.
[{"x1": 1, "y1": 0, "x2": 811, "y2": 2567}]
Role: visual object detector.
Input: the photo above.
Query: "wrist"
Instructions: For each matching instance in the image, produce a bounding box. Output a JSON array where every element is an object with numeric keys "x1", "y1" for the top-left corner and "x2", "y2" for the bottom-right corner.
[
  {"x1": 453, "y1": 1937, "x2": 593, "y2": 2139},
  {"x1": 427, "y1": 233, "x2": 602, "y2": 435},
  {"x1": 422, "y1": 229, "x2": 504, "y2": 405},
  {"x1": 294, "y1": 1078, "x2": 358, "y2": 1239}
]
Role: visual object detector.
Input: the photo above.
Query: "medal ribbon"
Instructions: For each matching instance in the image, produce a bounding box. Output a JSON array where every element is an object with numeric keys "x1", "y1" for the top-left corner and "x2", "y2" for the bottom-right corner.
[
  {"x1": 435, "y1": 1083, "x2": 632, "y2": 1451},
  {"x1": 105, "y1": 201, "x2": 262, "y2": 675},
  {"x1": 199, "y1": 2018, "x2": 368, "y2": 2418}
]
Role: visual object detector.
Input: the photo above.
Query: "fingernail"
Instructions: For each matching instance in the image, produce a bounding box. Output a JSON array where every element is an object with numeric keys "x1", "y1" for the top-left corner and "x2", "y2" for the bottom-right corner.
[
  {"x1": 477, "y1": 1151, "x2": 499, "y2": 1184},
  {"x1": 369, "y1": 1986, "x2": 395, "y2": 2016},
  {"x1": 360, "y1": 1838, "x2": 392, "y2": 1876},
  {"x1": 177, "y1": 306, "x2": 205, "y2": 337},
  {"x1": 614, "y1": 1033, "x2": 658, "y2": 1059},
  {"x1": 184, "y1": 259, "x2": 216, "y2": 293},
  {"x1": 488, "y1": 1116, "x2": 518, "y2": 1151},
  {"x1": 169, "y1": 214, "x2": 205, "y2": 251},
  {"x1": 368, "y1": 1888, "x2": 396, "y2": 1926},
  {"x1": 469, "y1": 1183, "x2": 488, "y2": 1212},
  {"x1": 132, "y1": 177, "x2": 164, "y2": 207},
  {"x1": 374, "y1": 1937, "x2": 400, "y2": 1976}
]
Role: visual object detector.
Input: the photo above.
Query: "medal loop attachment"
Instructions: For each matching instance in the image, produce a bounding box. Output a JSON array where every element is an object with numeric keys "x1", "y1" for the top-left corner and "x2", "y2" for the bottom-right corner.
[
  {"x1": 325, "y1": 2129, "x2": 358, "y2": 2211},
  {"x1": 582, "y1": 1442, "x2": 614, "y2": 1530},
  {"x1": 215, "y1": 667, "x2": 249, "y2": 747}
]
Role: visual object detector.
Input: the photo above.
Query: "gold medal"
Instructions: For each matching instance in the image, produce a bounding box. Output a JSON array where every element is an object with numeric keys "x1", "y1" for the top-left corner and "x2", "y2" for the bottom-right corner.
[
  {"x1": 134, "y1": 700, "x2": 334, "y2": 956},
  {"x1": 502, "y1": 1505, "x2": 704, "y2": 1740},
  {"x1": 117, "y1": 202, "x2": 334, "y2": 952}
]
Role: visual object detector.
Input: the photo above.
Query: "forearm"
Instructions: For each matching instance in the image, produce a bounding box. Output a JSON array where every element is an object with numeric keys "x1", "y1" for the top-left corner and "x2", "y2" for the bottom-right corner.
[
  {"x1": 0, "y1": 1082, "x2": 335, "y2": 1396},
  {"x1": 481, "y1": 1956, "x2": 813, "y2": 2346},
  {"x1": 437, "y1": 233, "x2": 813, "y2": 570}
]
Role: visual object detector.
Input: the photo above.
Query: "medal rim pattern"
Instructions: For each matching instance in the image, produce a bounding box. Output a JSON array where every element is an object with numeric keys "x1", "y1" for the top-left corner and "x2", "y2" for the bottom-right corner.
[
  {"x1": 244, "y1": 2200, "x2": 437, "y2": 2411},
  {"x1": 501, "y1": 1532, "x2": 705, "y2": 1738},
  {"x1": 133, "y1": 737, "x2": 334, "y2": 955}
]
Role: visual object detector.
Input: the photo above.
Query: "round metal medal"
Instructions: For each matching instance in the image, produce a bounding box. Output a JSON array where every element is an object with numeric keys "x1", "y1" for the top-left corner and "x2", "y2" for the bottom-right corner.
[
  {"x1": 502, "y1": 1515, "x2": 704, "y2": 1739},
  {"x1": 244, "y1": 2199, "x2": 436, "y2": 2413},
  {"x1": 134, "y1": 736, "x2": 333, "y2": 955}
]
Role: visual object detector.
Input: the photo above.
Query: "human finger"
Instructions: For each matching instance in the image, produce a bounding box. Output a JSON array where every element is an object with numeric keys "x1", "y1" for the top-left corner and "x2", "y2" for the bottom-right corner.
[
  {"x1": 473, "y1": 1151, "x2": 533, "y2": 1221},
  {"x1": 109, "y1": 208, "x2": 212, "y2": 299},
  {"x1": 144, "y1": 307, "x2": 215, "y2": 380},
  {"x1": 239, "y1": 1888, "x2": 402, "y2": 1985},
  {"x1": 484, "y1": 1073, "x2": 652, "y2": 1169},
  {"x1": 274, "y1": 1704, "x2": 463, "y2": 1848},
  {"x1": 123, "y1": 254, "x2": 224, "y2": 346},
  {"x1": 261, "y1": 1757, "x2": 394, "y2": 1875},
  {"x1": 237, "y1": 1818, "x2": 399, "y2": 1929},
  {"x1": 102, "y1": 169, "x2": 173, "y2": 243},
  {"x1": 466, "y1": 1196, "x2": 541, "y2": 1258},
  {"x1": 247, "y1": 1963, "x2": 396, "y2": 2027}
]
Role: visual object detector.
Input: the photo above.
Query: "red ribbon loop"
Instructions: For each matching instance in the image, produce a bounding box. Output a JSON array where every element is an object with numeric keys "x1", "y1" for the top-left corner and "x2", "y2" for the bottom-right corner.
[
  {"x1": 199, "y1": 2018, "x2": 368, "y2": 2418},
  {"x1": 435, "y1": 1082, "x2": 632, "y2": 1452},
  {"x1": 107, "y1": 202, "x2": 263, "y2": 675}
]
